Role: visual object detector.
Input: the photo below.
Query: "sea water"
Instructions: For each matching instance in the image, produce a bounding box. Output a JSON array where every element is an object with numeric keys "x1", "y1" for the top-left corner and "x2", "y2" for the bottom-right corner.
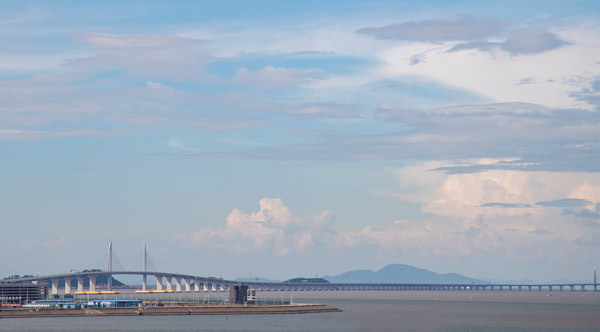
[{"x1": 2, "y1": 291, "x2": 599, "y2": 331}]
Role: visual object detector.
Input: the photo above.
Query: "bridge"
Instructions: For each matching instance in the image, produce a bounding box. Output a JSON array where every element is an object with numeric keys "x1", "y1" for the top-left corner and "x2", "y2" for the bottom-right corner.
[
  {"x1": 10, "y1": 273, "x2": 599, "y2": 296},
  {"x1": 6, "y1": 242, "x2": 599, "y2": 296}
]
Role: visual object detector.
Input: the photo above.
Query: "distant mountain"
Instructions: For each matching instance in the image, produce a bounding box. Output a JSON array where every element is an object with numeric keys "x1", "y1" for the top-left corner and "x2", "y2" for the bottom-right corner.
[{"x1": 324, "y1": 264, "x2": 486, "y2": 284}]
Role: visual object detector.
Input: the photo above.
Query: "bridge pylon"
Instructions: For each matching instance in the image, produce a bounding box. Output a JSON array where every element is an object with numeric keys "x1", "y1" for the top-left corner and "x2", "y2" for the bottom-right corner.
[
  {"x1": 107, "y1": 241, "x2": 113, "y2": 291},
  {"x1": 142, "y1": 243, "x2": 148, "y2": 291}
]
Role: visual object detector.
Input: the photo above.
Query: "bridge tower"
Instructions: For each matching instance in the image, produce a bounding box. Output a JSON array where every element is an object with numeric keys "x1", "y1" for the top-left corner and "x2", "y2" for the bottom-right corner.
[
  {"x1": 142, "y1": 243, "x2": 148, "y2": 291},
  {"x1": 107, "y1": 241, "x2": 113, "y2": 291},
  {"x1": 594, "y1": 267, "x2": 597, "y2": 292}
]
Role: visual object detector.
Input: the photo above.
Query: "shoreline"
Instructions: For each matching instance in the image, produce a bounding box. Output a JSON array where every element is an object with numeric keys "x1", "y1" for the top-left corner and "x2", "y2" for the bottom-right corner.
[{"x1": 0, "y1": 304, "x2": 341, "y2": 319}]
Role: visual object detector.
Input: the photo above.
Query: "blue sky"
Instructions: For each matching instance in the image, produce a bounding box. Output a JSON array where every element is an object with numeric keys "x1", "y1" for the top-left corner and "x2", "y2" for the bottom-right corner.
[{"x1": 1, "y1": 0, "x2": 599, "y2": 283}]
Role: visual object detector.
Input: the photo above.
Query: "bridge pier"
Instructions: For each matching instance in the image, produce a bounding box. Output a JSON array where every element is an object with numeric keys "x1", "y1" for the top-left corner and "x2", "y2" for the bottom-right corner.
[
  {"x1": 65, "y1": 277, "x2": 72, "y2": 295},
  {"x1": 211, "y1": 283, "x2": 216, "y2": 292},
  {"x1": 51, "y1": 278, "x2": 59, "y2": 295},
  {"x1": 203, "y1": 283, "x2": 208, "y2": 292},
  {"x1": 107, "y1": 274, "x2": 112, "y2": 291},
  {"x1": 156, "y1": 275, "x2": 163, "y2": 291},
  {"x1": 142, "y1": 275, "x2": 147, "y2": 291},
  {"x1": 89, "y1": 275, "x2": 97, "y2": 292},
  {"x1": 184, "y1": 278, "x2": 191, "y2": 292},
  {"x1": 166, "y1": 277, "x2": 173, "y2": 291},
  {"x1": 77, "y1": 276, "x2": 84, "y2": 292},
  {"x1": 175, "y1": 277, "x2": 181, "y2": 292},
  {"x1": 194, "y1": 279, "x2": 200, "y2": 292}
]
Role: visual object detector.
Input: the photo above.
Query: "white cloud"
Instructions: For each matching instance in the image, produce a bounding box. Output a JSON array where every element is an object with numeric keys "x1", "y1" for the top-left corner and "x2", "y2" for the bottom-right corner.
[
  {"x1": 338, "y1": 162, "x2": 600, "y2": 268},
  {"x1": 178, "y1": 177, "x2": 599, "y2": 277},
  {"x1": 181, "y1": 198, "x2": 335, "y2": 257},
  {"x1": 570, "y1": 182, "x2": 600, "y2": 206},
  {"x1": 389, "y1": 159, "x2": 600, "y2": 214},
  {"x1": 376, "y1": 23, "x2": 600, "y2": 110}
]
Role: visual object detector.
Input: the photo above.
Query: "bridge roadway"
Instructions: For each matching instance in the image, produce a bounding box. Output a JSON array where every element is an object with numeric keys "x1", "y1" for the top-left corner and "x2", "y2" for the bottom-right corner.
[{"x1": 10, "y1": 271, "x2": 599, "y2": 296}]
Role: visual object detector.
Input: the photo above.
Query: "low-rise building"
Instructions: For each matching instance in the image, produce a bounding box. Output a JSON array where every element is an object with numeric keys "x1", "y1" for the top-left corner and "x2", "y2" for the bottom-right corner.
[
  {"x1": 0, "y1": 282, "x2": 48, "y2": 306},
  {"x1": 88, "y1": 299, "x2": 142, "y2": 308}
]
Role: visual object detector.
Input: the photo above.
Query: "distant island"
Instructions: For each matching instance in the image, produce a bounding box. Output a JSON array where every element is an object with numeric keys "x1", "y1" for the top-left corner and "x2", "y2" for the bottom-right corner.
[{"x1": 322, "y1": 264, "x2": 486, "y2": 284}]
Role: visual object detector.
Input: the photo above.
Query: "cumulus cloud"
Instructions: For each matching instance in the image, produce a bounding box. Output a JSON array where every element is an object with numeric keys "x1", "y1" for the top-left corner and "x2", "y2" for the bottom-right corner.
[
  {"x1": 356, "y1": 17, "x2": 506, "y2": 41},
  {"x1": 177, "y1": 170, "x2": 600, "y2": 268},
  {"x1": 383, "y1": 160, "x2": 600, "y2": 231},
  {"x1": 181, "y1": 198, "x2": 335, "y2": 256},
  {"x1": 570, "y1": 182, "x2": 600, "y2": 203},
  {"x1": 358, "y1": 161, "x2": 600, "y2": 264}
]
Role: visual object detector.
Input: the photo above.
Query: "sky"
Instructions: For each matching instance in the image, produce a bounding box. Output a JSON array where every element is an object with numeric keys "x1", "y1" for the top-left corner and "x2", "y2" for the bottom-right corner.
[{"x1": 1, "y1": 0, "x2": 599, "y2": 283}]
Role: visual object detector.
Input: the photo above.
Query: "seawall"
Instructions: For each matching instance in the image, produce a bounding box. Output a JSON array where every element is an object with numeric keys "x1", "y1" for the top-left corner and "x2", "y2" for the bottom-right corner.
[{"x1": 0, "y1": 304, "x2": 341, "y2": 319}]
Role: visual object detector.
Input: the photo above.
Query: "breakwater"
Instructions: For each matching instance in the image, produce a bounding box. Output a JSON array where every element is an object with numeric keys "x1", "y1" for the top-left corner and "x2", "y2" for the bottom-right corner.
[{"x1": 0, "y1": 304, "x2": 341, "y2": 319}]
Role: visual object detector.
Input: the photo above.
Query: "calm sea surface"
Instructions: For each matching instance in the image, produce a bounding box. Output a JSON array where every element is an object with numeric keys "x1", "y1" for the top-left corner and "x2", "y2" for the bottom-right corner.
[{"x1": 2, "y1": 291, "x2": 599, "y2": 331}]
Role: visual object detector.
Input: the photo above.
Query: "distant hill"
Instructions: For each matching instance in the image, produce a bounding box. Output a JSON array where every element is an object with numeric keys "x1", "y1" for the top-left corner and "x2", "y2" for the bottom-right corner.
[{"x1": 324, "y1": 264, "x2": 486, "y2": 284}]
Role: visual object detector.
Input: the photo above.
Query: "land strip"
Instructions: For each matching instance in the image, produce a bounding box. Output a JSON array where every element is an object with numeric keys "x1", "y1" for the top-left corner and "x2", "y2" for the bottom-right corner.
[{"x1": 0, "y1": 304, "x2": 341, "y2": 319}]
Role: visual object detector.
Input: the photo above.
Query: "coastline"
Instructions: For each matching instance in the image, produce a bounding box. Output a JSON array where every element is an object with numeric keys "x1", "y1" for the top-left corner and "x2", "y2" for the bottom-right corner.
[{"x1": 0, "y1": 304, "x2": 341, "y2": 319}]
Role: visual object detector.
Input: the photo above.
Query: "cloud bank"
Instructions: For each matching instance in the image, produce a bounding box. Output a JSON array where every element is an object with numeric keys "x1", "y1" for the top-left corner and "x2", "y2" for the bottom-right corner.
[{"x1": 181, "y1": 172, "x2": 599, "y2": 273}]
